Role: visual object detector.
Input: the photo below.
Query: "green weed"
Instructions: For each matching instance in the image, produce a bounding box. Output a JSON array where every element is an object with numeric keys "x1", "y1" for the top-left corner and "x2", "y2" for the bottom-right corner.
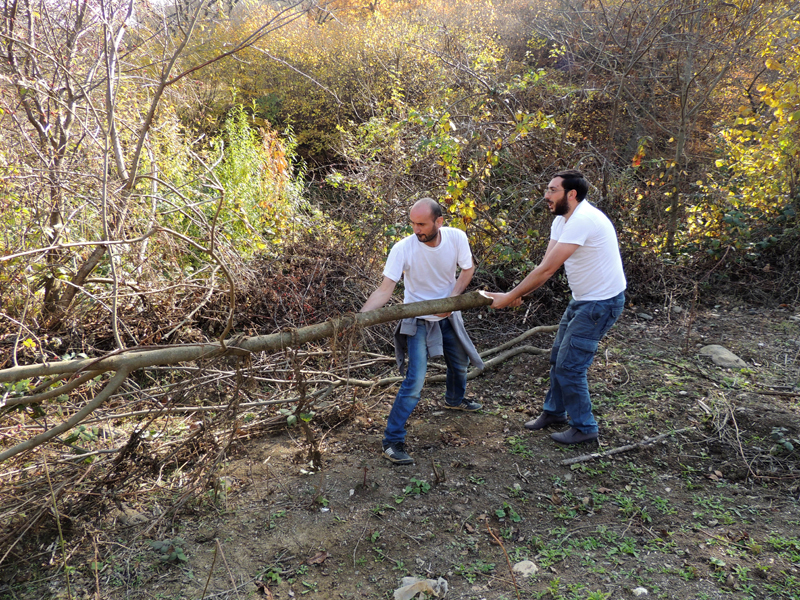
[
  {"x1": 506, "y1": 435, "x2": 534, "y2": 459},
  {"x1": 149, "y1": 539, "x2": 188, "y2": 564}
]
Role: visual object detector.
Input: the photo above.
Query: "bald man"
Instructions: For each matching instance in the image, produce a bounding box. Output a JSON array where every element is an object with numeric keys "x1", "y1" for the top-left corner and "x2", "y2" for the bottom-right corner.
[{"x1": 361, "y1": 198, "x2": 484, "y2": 465}]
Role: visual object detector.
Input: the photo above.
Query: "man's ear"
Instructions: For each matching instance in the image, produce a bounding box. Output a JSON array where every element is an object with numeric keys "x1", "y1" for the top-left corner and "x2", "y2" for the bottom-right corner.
[{"x1": 436, "y1": 215, "x2": 444, "y2": 227}]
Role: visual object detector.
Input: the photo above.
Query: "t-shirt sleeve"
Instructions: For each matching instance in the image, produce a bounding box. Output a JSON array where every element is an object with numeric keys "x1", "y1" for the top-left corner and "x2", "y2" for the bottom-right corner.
[
  {"x1": 557, "y1": 213, "x2": 592, "y2": 246},
  {"x1": 455, "y1": 230, "x2": 474, "y2": 270},
  {"x1": 382, "y1": 242, "x2": 405, "y2": 283},
  {"x1": 550, "y1": 218, "x2": 562, "y2": 241}
]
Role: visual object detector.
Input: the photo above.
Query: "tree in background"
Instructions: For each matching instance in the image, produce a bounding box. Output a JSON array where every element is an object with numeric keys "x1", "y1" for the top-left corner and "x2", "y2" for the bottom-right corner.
[
  {"x1": 529, "y1": 0, "x2": 797, "y2": 254},
  {"x1": 0, "y1": 0, "x2": 311, "y2": 350},
  {"x1": 710, "y1": 12, "x2": 799, "y2": 267}
]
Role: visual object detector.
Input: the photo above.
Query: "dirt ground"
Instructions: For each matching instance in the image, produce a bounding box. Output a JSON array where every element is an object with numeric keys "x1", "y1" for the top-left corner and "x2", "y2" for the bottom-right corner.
[{"x1": 4, "y1": 300, "x2": 800, "y2": 600}]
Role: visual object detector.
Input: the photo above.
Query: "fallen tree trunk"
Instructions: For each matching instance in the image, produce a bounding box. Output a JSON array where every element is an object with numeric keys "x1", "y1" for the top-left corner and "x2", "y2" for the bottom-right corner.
[
  {"x1": 0, "y1": 291, "x2": 494, "y2": 383},
  {"x1": 0, "y1": 292, "x2": 494, "y2": 462}
]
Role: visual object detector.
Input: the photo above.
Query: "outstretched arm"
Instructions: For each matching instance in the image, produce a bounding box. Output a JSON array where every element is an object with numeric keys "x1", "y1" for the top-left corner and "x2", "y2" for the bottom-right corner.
[
  {"x1": 434, "y1": 265, "x2": 475, "y2": 317},
  {"x1": 360, "y1": 276, "x2": 398, "y2": 312},
  {"x1": 451, "y1": 265, "x2": 474, "y2": 296},
  {"x1": 487, "y1": 241, "x2": 579, "y2": 309}
]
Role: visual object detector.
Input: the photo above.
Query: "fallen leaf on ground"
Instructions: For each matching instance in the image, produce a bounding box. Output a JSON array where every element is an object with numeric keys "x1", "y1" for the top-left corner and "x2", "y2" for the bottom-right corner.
[{"x1": 307, "y1": 551, "x2": 329, "y2": 565}]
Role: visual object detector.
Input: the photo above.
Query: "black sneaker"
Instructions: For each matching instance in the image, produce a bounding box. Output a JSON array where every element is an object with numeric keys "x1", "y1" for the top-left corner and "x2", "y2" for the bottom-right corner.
[
  {"x1": 382, "y1": 442, "x2": 414, "y2": 465},
  {"x1": 444, "y1": 400, "x2": 482, "y2": 412}
]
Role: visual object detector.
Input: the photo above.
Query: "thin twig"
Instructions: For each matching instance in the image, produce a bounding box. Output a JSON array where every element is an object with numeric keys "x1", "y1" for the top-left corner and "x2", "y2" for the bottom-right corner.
[
  {"x1": 201, "y1": 541, "x2": 219, "y2": 600},
  {"x1": 43, "y1": 454, "x2": 73, "y2": 600},
  {"x1": 560, "y1": 427, "x2": 694, "y2": 465},
  {"x1": 487, "y1": 524, "x2": 520, "y2": 600},
  {"x1": 216, "y1": 539, "x2": 242, "y2": 600}
]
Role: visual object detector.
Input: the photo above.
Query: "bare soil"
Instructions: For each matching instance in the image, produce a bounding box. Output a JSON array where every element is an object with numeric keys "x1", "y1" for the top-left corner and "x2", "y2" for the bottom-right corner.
[{"x1": 4, "y1": 301, "x2": 800, "y2": 600}]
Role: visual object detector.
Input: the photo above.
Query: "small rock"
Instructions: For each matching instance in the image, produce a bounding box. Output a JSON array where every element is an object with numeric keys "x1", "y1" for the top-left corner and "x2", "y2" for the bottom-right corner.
[
  {"x1": 698, "y1": 345, "x2": 747, "y2": 368},
  {"x1": 637, "y1": 313, "x2": 654, "y2": 321},
  {"x1": 395, "y1": 577, "x2": 448, "y2": 600},
  {"x1": 671, "y1": 305, "x2": 683, "y2": 314},
  {"x1": 632, "y1": 588, "x2": 649, "y2": 597},
  {"x1": 512, "y1": 560, "x2": 539, "y2": 578}
]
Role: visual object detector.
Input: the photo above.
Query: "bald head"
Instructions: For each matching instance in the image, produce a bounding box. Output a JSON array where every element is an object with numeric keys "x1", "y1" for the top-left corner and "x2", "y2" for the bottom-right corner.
[
  {"x1": 409, "y1": 198, "x2": 444, "y2": 246},
  {"x1": 412, "y1": 197, "x2": 443, "y2": 221}
]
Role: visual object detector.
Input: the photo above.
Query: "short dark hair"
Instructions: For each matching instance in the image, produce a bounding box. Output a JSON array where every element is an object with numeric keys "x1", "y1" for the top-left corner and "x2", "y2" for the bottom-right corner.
[
  {"x1": 416, "y1": 197, "x2": 443, "y2": 220},
  {"x1": 554, "y1": 169, "x2": 589, "y2": 202}
]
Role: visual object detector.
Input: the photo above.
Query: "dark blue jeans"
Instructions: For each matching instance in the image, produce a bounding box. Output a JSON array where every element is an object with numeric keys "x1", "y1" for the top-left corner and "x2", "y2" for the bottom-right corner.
[
  {"x1": 543, "y1": 291, "x2": 625, "y2": 434},
  {"x1": 384, "y1": 318, "x2": 469, "y2": 445}
]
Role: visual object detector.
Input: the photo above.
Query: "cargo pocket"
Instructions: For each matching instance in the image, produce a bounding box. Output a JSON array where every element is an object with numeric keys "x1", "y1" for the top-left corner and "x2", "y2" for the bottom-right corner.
[
  {"x1": 561, "y1": 336, "x2": 599, "y2": 372},
  {"x1": 596, "y1": 304, "x2": 624, "y2": 338}
]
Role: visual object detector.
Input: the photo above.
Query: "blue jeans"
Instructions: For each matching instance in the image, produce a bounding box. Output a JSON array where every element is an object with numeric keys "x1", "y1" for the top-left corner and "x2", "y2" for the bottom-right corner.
[
  {"x1": 384, "y1": 318, "x2": 469, "y2": 445},
  {"x1": 543, "y1": 292, "x2": 625, "y2": 434}
]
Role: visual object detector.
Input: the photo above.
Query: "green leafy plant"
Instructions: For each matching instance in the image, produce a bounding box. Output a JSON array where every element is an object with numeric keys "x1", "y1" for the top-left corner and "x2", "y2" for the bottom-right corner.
[
  {"x1": 495, "y1": 502, "x2": 521, "y2": 523},
  {"x1": 63, "y1": 424, "x2": 99, "y2": 446},
  {"x1": 767, "y1": 535, "x2": 800, "y2": 562},
  {"x1": 150, "y1": 539, "x2": 188, "y2": 563},
  {"x1": 506, "y1": 435, "x2": 534, "y2": 458},
  {"x1": 403, "y1": 478, "x2": 431, "y2": 496},
  {"x1": 259, "y1": 566, "x2": 283, "y2": 585},
  {"x1": 455, "y1": 559, "x2": 495, "y2": 583},
  {"x1": 709, "y1": 556, "x2": 726, "y2": 571},
  {"x1": 267, "y1": 510, "x2": 287, "y2": 530},
  {"x1": 770, "y1": 427, "x2": 799, "y2": 455}
]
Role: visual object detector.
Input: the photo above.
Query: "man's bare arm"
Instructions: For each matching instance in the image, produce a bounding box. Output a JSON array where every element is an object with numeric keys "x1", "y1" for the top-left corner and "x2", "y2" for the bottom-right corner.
[
  {"x1": 360, "y1": 277, "x2": 398, "y2": 312},
  {"x1": 451, "y1": 265, "x2": 475, "y2": 297},
  {"x1": 487, "y1": 242, "x2": 579, "y2": 309}
]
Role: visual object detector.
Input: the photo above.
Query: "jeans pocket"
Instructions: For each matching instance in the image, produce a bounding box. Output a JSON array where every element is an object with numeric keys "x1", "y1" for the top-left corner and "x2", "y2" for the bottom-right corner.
[{"x1": 562, "y1": 336, "x2": 599, "y2": 372}]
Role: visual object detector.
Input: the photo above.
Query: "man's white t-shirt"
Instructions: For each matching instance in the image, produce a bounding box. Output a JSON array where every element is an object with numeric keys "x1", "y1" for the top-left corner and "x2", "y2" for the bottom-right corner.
[
  {"x1": 383, "y1": 227, "x2": 473, "y2": 320},
  {"x1": 551, "y1": 200, "x2": 627, "y2": 302}
]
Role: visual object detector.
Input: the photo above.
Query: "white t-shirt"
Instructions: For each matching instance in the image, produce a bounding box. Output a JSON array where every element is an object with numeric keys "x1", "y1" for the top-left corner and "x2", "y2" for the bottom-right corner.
[
  {"x1": 550, "y1": 200, "x2": 627, "y2": 302},
  {"x1": 383, "y1": 227, "x2": 473, "y2": 320}
]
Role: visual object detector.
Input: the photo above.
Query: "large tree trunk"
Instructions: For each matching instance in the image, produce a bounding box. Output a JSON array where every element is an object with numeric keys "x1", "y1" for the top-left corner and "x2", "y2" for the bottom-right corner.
[
  {"x1": 0, "y1": 291, "x2": 493, "y2": 461},
  {"x1": 1, "y1": 291, "x2": 494, "y2": 383}
]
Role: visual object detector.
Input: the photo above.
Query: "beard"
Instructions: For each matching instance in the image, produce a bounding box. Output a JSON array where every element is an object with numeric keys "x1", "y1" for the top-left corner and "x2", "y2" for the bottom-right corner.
[
  {"x1": 548, "y1": 194, "x2": 570, "y2": 216},
  {"x1": 416, "y1": 230, "x2": 440, "y2": 243}
]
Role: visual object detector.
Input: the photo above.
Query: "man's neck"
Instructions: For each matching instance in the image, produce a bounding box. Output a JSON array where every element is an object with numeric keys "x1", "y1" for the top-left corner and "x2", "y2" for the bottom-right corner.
[
  {"x1": 423, "y1": 230, "x2": 442, "y2": 247},
  {"x1": 562, "y1": 200, "x2": 581, "y2": 223}
]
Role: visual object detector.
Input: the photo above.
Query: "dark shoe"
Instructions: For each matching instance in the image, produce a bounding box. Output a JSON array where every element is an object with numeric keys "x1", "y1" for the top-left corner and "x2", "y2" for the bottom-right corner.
[
  {"x1": 382, "y1": 442, "x2": 414, "y2": 465},
  {"x1": 550, "y1": 427, "x2": 598, "y2": 445},
  {"x1": 525, "y1": 412, "x2": 569, "y2": 430},
  {"x1": 444, "y1": 400, "x2": 482, "y2": 412}
]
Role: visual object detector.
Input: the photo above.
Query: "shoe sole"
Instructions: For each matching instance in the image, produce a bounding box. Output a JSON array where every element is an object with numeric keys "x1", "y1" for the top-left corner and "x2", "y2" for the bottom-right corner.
[
  {"x1": 550, "y1": 434, "x2": 598, "y2": 445},
  {"x1": 525, "y1": 420, "x2": 568, "y2": 431},
  {"x1": 382, "y1": 453, "x2": 414, "y2": 465},
  {"x1": 443, "y1": 405, "x2": 481, "y2": 412}
]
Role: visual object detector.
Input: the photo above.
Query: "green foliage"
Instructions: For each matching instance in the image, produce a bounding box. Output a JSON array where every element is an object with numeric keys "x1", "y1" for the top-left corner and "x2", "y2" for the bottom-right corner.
[
  {"x1": 454, "y1": 559, "x2": 495, "y2": 583},
  {"x1": 506, "y1": 435, "x2": 534, "y2": 459},
  {"x1": 495, "y1": 502, "x2": 522, "y2": 523},
  {"x1": 403, "y1": 478, "x2": 431, "y2": 496},
  {"x1": 150, "y1": 539, "x2": 188, "y2": 563},
  {"x1": 213, "y1": 107, "x2": 304, "y2": 251},
  {"x1": 768, "y1": 535, "x2": 800, "y2": 563},
  {"x1": 770, "y1": 427, "x2": 799, "y2": 455},
  {"x1": 63, "y1": 425, "x2": 100, "y2": 446}
]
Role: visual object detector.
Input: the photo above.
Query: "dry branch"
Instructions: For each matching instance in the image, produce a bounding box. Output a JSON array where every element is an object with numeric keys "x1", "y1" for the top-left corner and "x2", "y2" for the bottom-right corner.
[
  {"x1": 0, "y1": 291, "x2": 493, "y2": 383},
  {"x1": 0, "y1": 293, "x2": 493, "y2": 462},
  {"x1": 559, "y1": 427, "x2": 694, "y2": 466}
]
